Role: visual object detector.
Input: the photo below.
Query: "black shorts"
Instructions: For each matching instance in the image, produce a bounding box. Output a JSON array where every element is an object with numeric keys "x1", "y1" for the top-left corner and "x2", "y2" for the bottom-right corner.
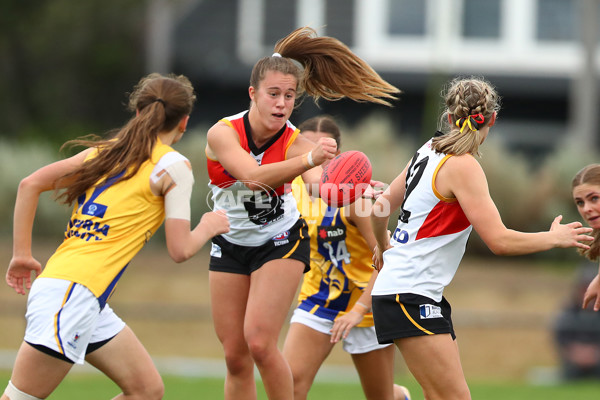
[
  {"x1": 209, "y1": 218, "x2": 310, "y2": 275},
  {"x1": 372, "y1": 293, "x2": 456, "y2": 344}
]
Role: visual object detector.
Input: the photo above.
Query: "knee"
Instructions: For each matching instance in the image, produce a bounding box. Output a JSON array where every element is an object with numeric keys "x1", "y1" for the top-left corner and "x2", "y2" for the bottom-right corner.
[
  {"x1": 291, "y1": 374, "x2": 311, "y2": 398},
  {"x1": 123, "y1": 375, "x2": 164, "y2": 400},
  {"x1": 223, "y1": 347, "x2": 254, "y2": 376},
  {"x1": 143, "y1": 379, "x2": 165, "y2": 400},
  {"x1": 451, "y1": 385, "x2": 471, "y2": 400},
  {"x1": 246, "y1": 336, "x2": 273, "y2": 364}
]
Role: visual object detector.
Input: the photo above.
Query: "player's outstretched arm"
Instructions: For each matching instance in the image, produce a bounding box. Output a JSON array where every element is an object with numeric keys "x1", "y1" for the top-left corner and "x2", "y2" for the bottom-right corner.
[
  {"x1": 165, "y1": 211, "x2": 229, "y2": 263},
  {"x1": 448, "y1": 155, "x2": 593, "y2": 255}
]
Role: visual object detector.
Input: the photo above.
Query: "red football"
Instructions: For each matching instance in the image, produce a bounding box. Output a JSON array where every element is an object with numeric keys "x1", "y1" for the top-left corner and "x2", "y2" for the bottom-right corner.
[{"x1": 320, "y1": 151, "x2": 372, "y2": 207}]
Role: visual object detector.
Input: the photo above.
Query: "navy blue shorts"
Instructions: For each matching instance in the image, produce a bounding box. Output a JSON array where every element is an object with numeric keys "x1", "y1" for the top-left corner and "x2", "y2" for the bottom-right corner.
[
  {"x1": 209, "y1": 218, "x2": 310, "y2": 275},
  {"x1": 372, "y1": 293, "x2": 456, "y2": 344}
]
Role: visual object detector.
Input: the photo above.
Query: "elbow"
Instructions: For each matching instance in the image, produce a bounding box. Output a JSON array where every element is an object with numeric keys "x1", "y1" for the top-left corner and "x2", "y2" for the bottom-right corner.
[
  {"x1": 244, "y1": 180, "x2": 263, "y2": 191},
  {"x1": 369, "y1": 208, "x2": 377, "y2": 220},
  {"x1": 170, "y1": 253, "x2": 190, "y2": 264},
  {"x1": 370, "y1": 201, "x2": 389, "y2": 220},
  {"x1": 19, "y1": 175, "x2": 42, "y2": 193},
  {"x1": 239, "y1": 169, "x2": 273, "y2": 191},
  {"x1": 165, "y1": 221, "x2": 196, "y2": 262},
  {"x1": 486, "y1": 242, "x2": 511, "y2": 256},
  {"x1": 168, "y1": 248, "x2": 193, "y2": 263}
]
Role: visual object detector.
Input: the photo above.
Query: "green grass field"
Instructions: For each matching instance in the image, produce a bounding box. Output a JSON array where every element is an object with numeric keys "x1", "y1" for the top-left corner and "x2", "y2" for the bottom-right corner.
[
  {"x1": 3, "y1": 245, "x2": 600, "y2": 399},
  {"x1": 2, "y1": 371, "x2": 599, "y2": 399}
]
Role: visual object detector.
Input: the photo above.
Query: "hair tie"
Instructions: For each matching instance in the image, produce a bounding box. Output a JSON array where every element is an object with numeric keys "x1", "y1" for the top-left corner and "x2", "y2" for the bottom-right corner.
[
  {"x1": 154, "y1": 98, "x2": 166, "y2": 106},
  {"x1": 455, "y1": 113, "x2": 485, "y2": 133},
  {"x1": 272, "y1": 52, "x2": 282, "y2": 58}
]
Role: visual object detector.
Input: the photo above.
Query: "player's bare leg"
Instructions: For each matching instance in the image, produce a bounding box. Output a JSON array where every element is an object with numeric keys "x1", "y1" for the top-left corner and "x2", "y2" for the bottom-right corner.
[
  {"x1": 395, "y1": 334, "x2": 469, "y2": 400},
  {"x1": 1, "y1": 341, "x2": 72, "y2": 400},
  {"x1": 245, "y1": 258, "x2": 304, "y2": 400},
  {"x1": 210, "y1": 271, "x2": 256, "y2": 400},
  {"x1": 86, "y1": 326, "x2": 164, "y2": 400}
]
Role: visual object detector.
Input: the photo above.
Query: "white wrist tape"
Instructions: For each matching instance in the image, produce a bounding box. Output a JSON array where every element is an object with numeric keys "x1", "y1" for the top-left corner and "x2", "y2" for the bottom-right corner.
[
  {"x1": 306, "y1": 151, "x2": 315, "y2": 168},
  {"x1": 4, "y1": 381, "x2": 44, "y2": 400}
]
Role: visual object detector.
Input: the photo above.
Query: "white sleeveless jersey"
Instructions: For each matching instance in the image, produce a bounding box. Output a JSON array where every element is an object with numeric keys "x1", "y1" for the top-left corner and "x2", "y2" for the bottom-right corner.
[
  {"x1": 372, "y1": 139, "x2": 473, "y2": 302},
  {"x1": 206, "y1": 111, "x2": 300, "y2": 246}
]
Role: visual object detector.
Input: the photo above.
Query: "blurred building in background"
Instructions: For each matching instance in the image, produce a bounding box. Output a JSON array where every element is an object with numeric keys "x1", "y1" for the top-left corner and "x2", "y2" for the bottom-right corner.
[{"x1": 148, "y1": 0, "x2": 599, "y2": 163}]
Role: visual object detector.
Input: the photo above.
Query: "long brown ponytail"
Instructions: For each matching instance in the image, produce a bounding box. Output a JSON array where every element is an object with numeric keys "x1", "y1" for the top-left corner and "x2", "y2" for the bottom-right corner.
[{"x1": 249, "y1": 27, "x2": 400, "y2": 107}]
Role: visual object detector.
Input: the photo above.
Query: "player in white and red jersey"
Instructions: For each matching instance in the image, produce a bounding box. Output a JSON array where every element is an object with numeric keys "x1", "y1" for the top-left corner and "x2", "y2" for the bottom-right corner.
[
  {"x1": 204, "y1": 27, "x2": 400, "y2": 400},
  {"x1": 371, "y1": 76, "x2": 593, "y2": 400}
]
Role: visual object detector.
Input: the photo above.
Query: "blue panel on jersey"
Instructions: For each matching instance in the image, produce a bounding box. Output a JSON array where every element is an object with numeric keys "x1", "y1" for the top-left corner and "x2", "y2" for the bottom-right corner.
[{"x1": 81, "y1": 202, "x2": 108, "y2": 218}]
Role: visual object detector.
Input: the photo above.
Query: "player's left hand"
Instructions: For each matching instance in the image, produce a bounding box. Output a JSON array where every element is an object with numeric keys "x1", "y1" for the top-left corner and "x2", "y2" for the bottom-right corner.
[
  {"x1": 362, "y1": 180, "x2": 386, "y2": 200},
  {"x1": 549, "y1": 215, "x2": 593, "y2": 249}
]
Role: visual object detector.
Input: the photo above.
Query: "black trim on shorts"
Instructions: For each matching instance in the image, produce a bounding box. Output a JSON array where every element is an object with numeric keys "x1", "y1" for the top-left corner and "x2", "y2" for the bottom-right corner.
[
  {"x1": 26, "y1": 334, "x2": 118, "y2": 363},
  {"x1": 86, "y1": 334, "x2": 117, "y2": 354},
  {"x1": 209, "y1": 218, "x2": 310, "y2": 275},
  {"x1": 372, "y1": 293, "x2": 456, "y2": 344},
  {"x1": 26, "y1": 341, "x2": 74, "y2": 364}
]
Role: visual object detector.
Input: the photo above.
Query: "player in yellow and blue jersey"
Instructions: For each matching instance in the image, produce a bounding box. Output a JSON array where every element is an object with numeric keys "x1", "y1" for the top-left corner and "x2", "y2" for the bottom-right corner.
[
  {"x1": 3, "y1": 73, "x2": 229, "y2": 400},
  {"x1": 283, "y1": 116, "x2": 411, "y2": 400}
]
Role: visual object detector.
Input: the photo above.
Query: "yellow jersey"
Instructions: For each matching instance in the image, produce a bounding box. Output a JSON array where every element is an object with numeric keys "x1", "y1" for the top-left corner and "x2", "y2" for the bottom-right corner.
[
  {"x1": 41, "y1": 139, "x2": 175, "y2": 308},
  {"x1": 292, "y1": 176, "x2": 374, "y2": 327}
]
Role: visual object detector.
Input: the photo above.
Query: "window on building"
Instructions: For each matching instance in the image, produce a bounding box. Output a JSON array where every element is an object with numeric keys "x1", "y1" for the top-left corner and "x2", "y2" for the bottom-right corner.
[
  {"x1": 536, "y1": 0, "x2": 577, "y2": 42},
  {"x1": 387, "y1": 0, "x2": 426, "y2": 36},
  {"x1": 264, "y1": 0, "x2": 296, "y2": 45},
  {"x1": 326, "y1": 0, "x2": 355, "y2": 46},
  {"x1": 462, "y1": 0, "x2": 501, "y2": 39}
]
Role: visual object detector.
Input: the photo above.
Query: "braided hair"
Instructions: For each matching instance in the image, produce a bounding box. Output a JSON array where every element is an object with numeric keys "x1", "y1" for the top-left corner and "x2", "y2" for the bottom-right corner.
[{"x1": 433, "y1": 76, "x2": 501, "y2": 157}]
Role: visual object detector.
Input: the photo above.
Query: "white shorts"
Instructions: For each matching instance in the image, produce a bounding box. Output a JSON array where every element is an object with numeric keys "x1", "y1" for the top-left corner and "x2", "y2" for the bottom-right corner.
[
  {"x1": 290, "y1": 308, "x2": 391, "y2": 354},
  {"x1": 24, "y1": 277, "x2": 126, "y2": 364}
]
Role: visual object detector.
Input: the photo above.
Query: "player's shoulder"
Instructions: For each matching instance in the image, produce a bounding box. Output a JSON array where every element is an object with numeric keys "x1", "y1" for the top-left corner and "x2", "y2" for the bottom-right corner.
[
  {"x1": 439, "y1": 153, "x2": 484, "y2": 188},
  {"x1": 157, "y1": 151, "x2": 189, "y2": 166},
  {"x1": 207, "y1": 120, "x2": 241, "y2": 146}
]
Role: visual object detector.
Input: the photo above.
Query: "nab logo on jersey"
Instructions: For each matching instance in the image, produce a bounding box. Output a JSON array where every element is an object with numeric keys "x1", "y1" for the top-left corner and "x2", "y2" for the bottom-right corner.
[{"x1": 317, "y1": 226, "x2": 346, "y2": 242}]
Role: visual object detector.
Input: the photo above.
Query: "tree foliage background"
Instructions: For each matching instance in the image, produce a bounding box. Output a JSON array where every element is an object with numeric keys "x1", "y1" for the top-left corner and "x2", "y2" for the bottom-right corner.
[
  {"x1": 0, "y1": 0, "x2": 597, "y2": 263},
  {"x1": 0, "y1": 0, "x2": 146, "y2": 146}
]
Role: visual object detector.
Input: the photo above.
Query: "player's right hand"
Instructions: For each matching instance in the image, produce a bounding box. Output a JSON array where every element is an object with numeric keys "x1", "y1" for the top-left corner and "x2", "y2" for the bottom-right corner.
[
  {"x1": 6, "y1": 256, "x2": 42, "y2": 295},
  {"x1": 201, "y1": 209, "x2": 230, "y2": 237},
  {"x1": 311, "y1": 137, "x2": 337, "y2": 166}
]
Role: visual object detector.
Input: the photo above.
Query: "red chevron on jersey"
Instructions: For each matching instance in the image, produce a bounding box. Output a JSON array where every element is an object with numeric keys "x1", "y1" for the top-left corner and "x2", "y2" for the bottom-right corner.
[
  {"x1": 207, "y1": 111, "x2": 299, "y2": 195},
  {"x1": 416, "y1": 200, "x2": 471, "y2": 240}
]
